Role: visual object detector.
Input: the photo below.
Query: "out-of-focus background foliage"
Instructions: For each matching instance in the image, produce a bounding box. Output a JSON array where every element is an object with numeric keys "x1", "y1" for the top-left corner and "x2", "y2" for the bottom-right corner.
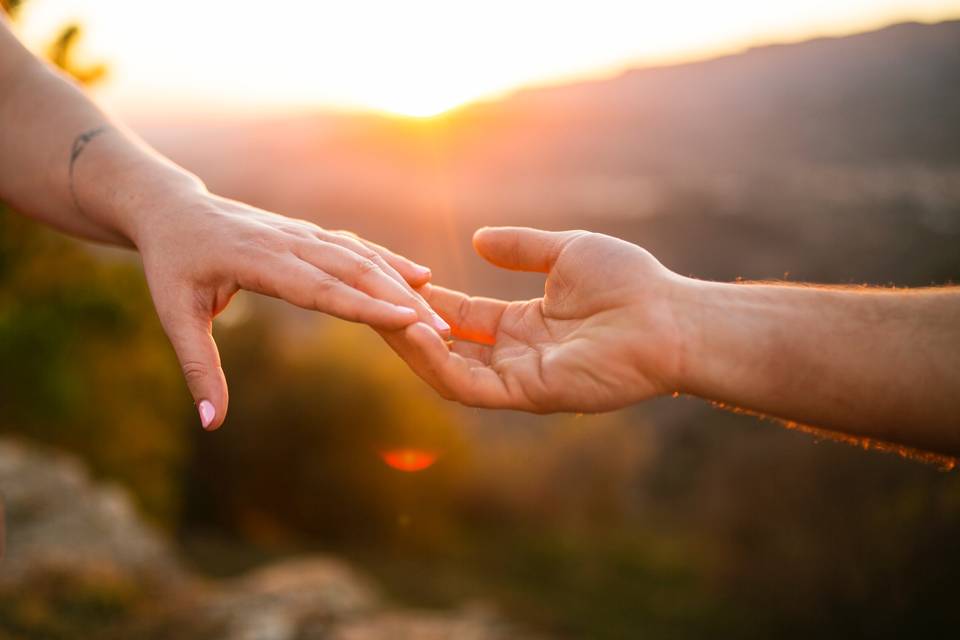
[{"x1": 2, "y1": 1, "x2": 960, "y2": 638}]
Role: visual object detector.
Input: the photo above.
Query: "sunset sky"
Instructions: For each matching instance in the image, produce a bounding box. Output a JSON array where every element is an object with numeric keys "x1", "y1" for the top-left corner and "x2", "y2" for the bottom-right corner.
[{"x1": 13, "y1": 0, "x2": 960, "y2": 118}]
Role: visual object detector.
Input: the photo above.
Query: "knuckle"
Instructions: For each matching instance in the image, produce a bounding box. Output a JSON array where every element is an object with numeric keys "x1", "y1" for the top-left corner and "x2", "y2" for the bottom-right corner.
[
  {"x1": 181, "y1": 360, "x2": 209, "y2": 383},
  {"x1": 314, "y1": 229, "x2": 337, "y2": 243},
  {"x1": 370, "y1": 254, "x2": 397, "y2": 277},
  {"x1": 563, "y1": 230, "x2": 592, "y2": 249},
  {"x1": 312, "y1": 274, "x2": 341, "y2": 296},
  {"x1": 341, "y1": 237, "x2": 378, "y2": 260},
  {"x1": 555, "y1": 230, "x2": 592, "y2": 262},
  {"x1": 355, "y1": 257, "x2": 382, "y2": 277},
  {"x1": 242, "y1": 232, "x2": 284, "y2": 259},
  {"x1": 287, "y1": 225, "x2": 316, "y2": 240},
  {"x1": 346, "y1": 241, "x2": 382, "y2": 264}
]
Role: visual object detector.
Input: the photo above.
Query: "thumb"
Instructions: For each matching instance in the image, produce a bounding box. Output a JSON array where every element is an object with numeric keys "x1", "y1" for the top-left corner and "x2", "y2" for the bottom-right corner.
[
  {"x1": 159, "y1": 304, "x2": 229, "y2": 431},
  {"x1": 472, "y1": 227, "x2": 586, "y2": 273}
]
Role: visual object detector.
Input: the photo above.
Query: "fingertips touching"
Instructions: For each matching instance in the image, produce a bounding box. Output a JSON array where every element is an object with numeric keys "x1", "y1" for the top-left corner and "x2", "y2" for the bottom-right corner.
[
  {"x1": 403, "y1": 322, "x2": 503, "y2": 408},
  {"x1": 294, "y1": 239, "x2": 446, "y2": 335},
  {"x1": 402, "y1": 322, "x2": 456, "y2": 397}
]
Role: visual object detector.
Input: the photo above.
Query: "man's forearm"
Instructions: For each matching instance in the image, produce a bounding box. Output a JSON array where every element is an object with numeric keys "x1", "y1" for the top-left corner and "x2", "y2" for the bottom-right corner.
[
  {"x1": 0, "y1": 20, "x2": 202, "y2": 247},
  {"x1": 675, "y1": 281, "x2": 960, "y2": 455}
]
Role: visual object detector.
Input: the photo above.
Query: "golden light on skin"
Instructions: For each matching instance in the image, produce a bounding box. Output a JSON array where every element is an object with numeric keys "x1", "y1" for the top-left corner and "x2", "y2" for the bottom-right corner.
[
  {"x1": 13, "y1": 0, "x2": 960, "y2": 118},
  {"x1": 379, "y1": 448, "x2": 440, "y2": 472}
]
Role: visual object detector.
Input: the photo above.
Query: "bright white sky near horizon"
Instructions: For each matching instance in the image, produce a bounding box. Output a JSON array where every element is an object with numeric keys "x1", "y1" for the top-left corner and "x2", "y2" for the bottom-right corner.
[{"x1": 12, "y1": 0, "x2": 960, "y2": 118}]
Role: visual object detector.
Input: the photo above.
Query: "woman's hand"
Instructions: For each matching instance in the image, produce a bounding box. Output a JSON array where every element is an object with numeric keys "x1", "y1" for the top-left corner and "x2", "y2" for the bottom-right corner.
[
  {"x1": 0, "y1": 20, "x2": 451, "y2": 431},
  {"x1": 396, "y1": 227, "x2": 688, "y2": 413},
  {"x1": 131, "y1": 189, "x2": 450, "y2": 430}
]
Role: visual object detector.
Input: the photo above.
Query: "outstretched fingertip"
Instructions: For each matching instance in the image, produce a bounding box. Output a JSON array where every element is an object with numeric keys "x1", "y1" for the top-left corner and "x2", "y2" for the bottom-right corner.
[
  {"x1": 471, "y1": 227, "x2": 504, "y2": 266},
  {"x1": 392, "y1": 260, "x2": 431, "y2": 287},
  {"x1": 471, "y1": 226, "x2": 495, "y2": 250},
  {"x1": 472, "y1": 226, "x2": 578, "y2": 272}
]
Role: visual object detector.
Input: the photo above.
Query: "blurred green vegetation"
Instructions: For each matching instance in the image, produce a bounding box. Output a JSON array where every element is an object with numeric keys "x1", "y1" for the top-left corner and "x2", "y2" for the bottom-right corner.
[
  {"x1": 45, "y1": 24, "x2": 107, "y2": 85},
  {"x1": 0, "y1": 0, "x2": 23, "y2": 17},
  {"x1": 0, "y1": 209, "x2": 187, "y2": 523}
]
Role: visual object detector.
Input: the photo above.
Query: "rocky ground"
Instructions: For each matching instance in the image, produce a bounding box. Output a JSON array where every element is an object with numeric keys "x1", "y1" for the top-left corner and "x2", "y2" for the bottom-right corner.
[{"x1": 0, "y1": 438, "x2": 536, "y2": 639}]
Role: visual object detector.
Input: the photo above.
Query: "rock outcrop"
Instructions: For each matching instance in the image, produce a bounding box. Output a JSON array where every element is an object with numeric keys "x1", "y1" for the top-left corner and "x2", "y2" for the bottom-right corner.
[
  {"x1": 0, "y1": 438, "x2": 533, "y2": 639},
  {"x1": 0, "y1": 438, "x2": 184, "y2": 588}
]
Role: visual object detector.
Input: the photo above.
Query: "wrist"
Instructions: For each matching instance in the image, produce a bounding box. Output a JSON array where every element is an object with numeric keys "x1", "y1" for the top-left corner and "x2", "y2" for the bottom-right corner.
[
  {"x1": 670, "y1": 279, "x2": 781, "y2": 401},
  {"x1": 623, "y1": 268, "x2": 710, "y2": 397},
  {"x1": 91, "y1": 166, "x2": 208, "y2": 249},
  {"x1": 121, "y1": 171, "x2": 210, "y2": 250},
  {"x1": 660, "y1": 276, "x2": 731, "y2": 396},
  {"x1": 70, "y1": 129, "x2": 208, "y2": 248}
]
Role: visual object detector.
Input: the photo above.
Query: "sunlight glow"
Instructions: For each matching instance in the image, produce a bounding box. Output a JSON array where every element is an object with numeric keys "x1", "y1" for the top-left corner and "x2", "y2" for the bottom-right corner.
[
  {"x1": 13, "y1": 0, "x2": 960, "y2": 118},
  {"x1": 379, "y1": 449, "x2": 440, "y2": 473}
]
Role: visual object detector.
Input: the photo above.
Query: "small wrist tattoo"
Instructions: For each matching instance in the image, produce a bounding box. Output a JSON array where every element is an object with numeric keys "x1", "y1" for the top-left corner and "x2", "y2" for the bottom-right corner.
[{"x1": 68, "y1": 125, "x2": 109, "y2": 214}]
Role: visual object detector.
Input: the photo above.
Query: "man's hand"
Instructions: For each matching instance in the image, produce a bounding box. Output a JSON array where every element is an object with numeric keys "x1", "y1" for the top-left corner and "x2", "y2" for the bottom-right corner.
[
  {"x1": 399, "y1": 226, "x2": 960, "y2": 457},
  {"x1": 400, "y1": 227, "x2": 687, "y2": 412}
]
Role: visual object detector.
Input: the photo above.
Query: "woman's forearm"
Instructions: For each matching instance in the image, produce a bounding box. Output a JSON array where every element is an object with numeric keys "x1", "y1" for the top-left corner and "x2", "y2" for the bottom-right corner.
[
  {"x1": 0, "y1": 18, "x2": 449, "y2": 430},
  {"x1": 676, "y1": 281, "x2": 960, "y2": 454},
  {"x1": 0, "y1": 19, "x2": 201, "y2": 247}
]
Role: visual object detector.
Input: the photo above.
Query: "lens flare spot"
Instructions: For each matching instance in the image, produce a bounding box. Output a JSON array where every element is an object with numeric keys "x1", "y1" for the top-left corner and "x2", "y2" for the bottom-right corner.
[{"x1": 379, "y1": 449, "x2": 439, "y2": 473}]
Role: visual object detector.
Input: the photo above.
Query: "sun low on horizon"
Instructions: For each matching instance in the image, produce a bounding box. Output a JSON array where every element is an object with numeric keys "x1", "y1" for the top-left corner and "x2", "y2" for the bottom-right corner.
[{"x1": 12, "y1": 0, "x2": 960, "y2": 119}]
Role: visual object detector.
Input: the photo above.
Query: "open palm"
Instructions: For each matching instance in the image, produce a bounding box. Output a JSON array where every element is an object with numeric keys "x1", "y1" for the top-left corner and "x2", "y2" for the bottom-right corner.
[{"x1": 402, "y1": 228, "x2": 685, "y2": 413}]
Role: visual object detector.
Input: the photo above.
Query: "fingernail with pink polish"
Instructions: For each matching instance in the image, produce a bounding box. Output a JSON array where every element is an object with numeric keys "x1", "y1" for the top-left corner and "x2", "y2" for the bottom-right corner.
[
  {"x1": 395, "y1": 305, "x2": 418, "y2": 320},
  {"x1": 431, "y1": 312, "x2": 451, "y2": 334},
  {"x1": 198, "y1": 400, "x2": 216, "y2": 430}
]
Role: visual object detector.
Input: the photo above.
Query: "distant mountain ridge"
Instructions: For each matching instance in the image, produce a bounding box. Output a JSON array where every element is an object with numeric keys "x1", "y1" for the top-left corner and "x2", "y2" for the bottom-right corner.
[
  {"x1": 150, "y1": 19, "x2": 960, "y2": 188},
  {"x1": 145, "y1": 19, "x2": 960, "y2": 291},
  {"x1": 447, "y1": 20, "x2": 960, "y2": 172}
]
